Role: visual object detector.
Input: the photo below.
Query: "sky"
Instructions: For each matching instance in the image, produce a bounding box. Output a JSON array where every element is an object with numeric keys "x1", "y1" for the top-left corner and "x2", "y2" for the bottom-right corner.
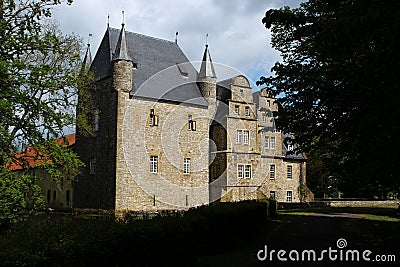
[{"x1": 52, "y1": 0, "x2": 302, "y2": 89}]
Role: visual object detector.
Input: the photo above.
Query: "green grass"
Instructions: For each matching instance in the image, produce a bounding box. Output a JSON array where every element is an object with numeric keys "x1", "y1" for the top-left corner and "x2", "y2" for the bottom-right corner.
[{"x1": 361, "y1": 214, "x2": 400, "y2": 222}]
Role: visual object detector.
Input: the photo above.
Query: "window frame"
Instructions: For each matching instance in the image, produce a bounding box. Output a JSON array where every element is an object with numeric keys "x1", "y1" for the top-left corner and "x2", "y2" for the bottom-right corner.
[
  {"x1": 243, "y1": 130, "x2": 249, "y2": 145},
  {"x1": 269, "y1": 164, "x2": 275, "y2": 180},
  {"x1": 244, "y1": 165, "x2": 251, "y2": 178},
  {"x1": 270, "y1": 136, "x2": 275, "y2": 150},
  {"x1": 150, "y1": 155, "x2": 158, "y2": 173},
  {"x1": 270, "y1": 191, "x2": 276, "y2": 200},
  {"x1": 265, "y1": 136, "x2": 270, "y2": 149},
  {"x1": 245, "y1": 106, "x2": 250, "y2": 116},
  {"x1": 234, "y1": 105, "x2": 239, "y2": 114},
  {"x1": 183, "y1": 157, "x2": 191, "y2": 174},
  {"x1": 237, "y1": 164, "x2": 244, "y2": 178},
  {"x1": 286, "y1": 191, "x2": 293, "y2": 202},
  {"x1": 236, "y1": 130, "x2": 242, "y2": 144},
  {"x1": 287, "y1": 165, "x2": 292, "y2": 180}
]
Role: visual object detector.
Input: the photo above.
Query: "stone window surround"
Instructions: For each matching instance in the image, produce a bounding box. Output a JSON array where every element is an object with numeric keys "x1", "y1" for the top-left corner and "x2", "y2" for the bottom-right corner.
[
  {"x1": 150, "y1": 155, "x2": 158, "y2": 173},
  {"x1": 183, "y1": 157, "x2": 191, "y2": 174},
  {"x1": 286, "y1": 190, "x2": 293, "y2": 202},
  {"x1": 238, "y1": 164, "x2": 251, "y2": 179},
  {"x1": 287, "y1": 165, "x2": 293, "y2": 180},
  {"x1": 236, "y1": 130, "x2": 249, "y2": 145},
  {"x1": 269, "y1": 164, "x2": 275, "y2": 180}
]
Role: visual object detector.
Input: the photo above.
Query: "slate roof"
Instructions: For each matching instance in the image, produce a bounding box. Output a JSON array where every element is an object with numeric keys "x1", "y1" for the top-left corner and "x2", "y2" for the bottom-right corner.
[{"x1": 90, "y1": 27, "x2": 208, "y2": 107}]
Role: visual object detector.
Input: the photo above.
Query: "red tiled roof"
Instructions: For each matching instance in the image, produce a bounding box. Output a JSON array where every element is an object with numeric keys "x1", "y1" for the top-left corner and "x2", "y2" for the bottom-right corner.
[{"x1": 8, "y1": 133, "x2": 76, "y2": 171}]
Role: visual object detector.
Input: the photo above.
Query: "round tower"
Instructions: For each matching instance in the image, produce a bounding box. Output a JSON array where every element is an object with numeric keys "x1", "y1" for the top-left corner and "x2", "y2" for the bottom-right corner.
[{"x1": 198, "y1": 44, "x2": 217, "y2": 104}]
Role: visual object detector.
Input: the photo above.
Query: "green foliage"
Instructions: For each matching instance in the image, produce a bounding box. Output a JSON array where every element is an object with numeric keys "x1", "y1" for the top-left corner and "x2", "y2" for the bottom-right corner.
[
  {"x1": 0, "y1": 0, "x2": 91, "y2": 225},
  {"x1": 0, "y1": 170, "x2": 45, "y2": 227},
  {"x1": 259, "y1": 0, "x2": 400, "y2": 197},
  {"x1": 0, "y1": 200, "x2": 275, "y2": 266}
]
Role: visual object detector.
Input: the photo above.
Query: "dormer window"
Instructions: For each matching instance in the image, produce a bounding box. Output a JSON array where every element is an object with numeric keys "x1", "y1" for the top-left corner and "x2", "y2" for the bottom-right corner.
[{"x1": 149, "y1": 109, "x2": 159, "y2": 126}]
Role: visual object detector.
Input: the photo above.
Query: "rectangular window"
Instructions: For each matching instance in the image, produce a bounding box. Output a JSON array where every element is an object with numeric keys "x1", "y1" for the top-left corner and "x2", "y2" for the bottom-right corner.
[
  {"x1": 93, "y1": 109, "x2": 100, "y2": 132},
  {"x1": 149, "y1": 109, "x2": 159, "y2": 126},
  {"x1": 265, "y1": 136, "x2": 269, "y2": 149},
  {"x1": 184, "y1": 158, "x2": 190, "y2": 174},
  {"x1": 287, "y1": 165, "x2": 292, "y2": 180},
  {"x1": 66, "y1": 190, "x2": 71, "y2": 205},
  {"x1": 236, "y1": 130, "x2": 242, "y2": 144},
  {"x1": 90, "y1": 157, "x2": 96, "y2": 175},
  {"x1": 237, "y1": 164, "x2": 244, "y2": 178},
  {"x1": 245, "y1": 165, "x2": 251, "y2": 178},
  {"x1": 234, "y1": 105, "x2": 239, "y2": 114},
  {"x1": 270, "y1": 136, "x2": 275, "y2": 149},
  {"x1": 188, "y1": 115, "x2": 193, "y2": 130},
  {"x1": 245, "y1": 106, "x2": 250, "y2": 116},
  {"x1": 270, "y1": 164, "x2": 275, "y2": 180},
  {"x1": 270, "y1": 191, "x2": 276, "y2": 200},
  {"x1": 286, "y1": 191, "x2": 293, "y2": 202},
  {"x1": 150, "y1": 156, "x2": 158, "y2": 173},
  {"x1": 267, "y1": 100, "x2": 270, "y2": 106},
  {"x1": 243, "y1": 130, "x2": 249, "y2": 145}
]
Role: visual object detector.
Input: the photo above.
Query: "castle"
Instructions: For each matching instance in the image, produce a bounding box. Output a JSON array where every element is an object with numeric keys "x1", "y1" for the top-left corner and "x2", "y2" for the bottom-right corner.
[{"x1": 74, "y1": 23, "x2": 312, "y2": 212}]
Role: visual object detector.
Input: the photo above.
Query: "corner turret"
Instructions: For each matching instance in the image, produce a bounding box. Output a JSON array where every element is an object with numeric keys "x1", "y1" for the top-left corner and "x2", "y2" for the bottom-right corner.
[{"x1": 112, "y1": 23, "x2": 133, "y2": 93}]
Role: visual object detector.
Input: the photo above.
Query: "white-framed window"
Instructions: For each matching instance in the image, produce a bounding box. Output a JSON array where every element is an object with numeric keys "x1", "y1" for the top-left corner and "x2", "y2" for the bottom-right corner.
[
  {"x1": 269, "y1": 164, "x2": 275, "y2": 180},
  {"x1": 236, "y1": 130, "x2": 242, "y2": 144},
  {"x1": 244, "y1": 165, "x2": 251, "y2": 178},
  {"x1": 243, "y1": 130, "x2": 249, "y2": 145},
  {"x1": 187, "y1": 115, "x2": 196, "y2": 131},
  {"x1": 265, "y1": 136, "x2": 269, "y2": 149},
  {"x1": 237, "y1": 164, "x2": 244, "y2": 178},
  {"x1": 90, "y1": 157, "x2": 96, "y2": 175},
  {"x1": 286, "y1": 191, "x2": 293, "y2": 202},
  {"x1": 150, "y1": 156, "x2": 158, "y2": 173},
  {"x1": 245, "y1": 106, "x2": 250, "y2": 116},
  {"x1": 93, "y1": 109, "x2": 100, "y2": 132},
  {"x1": 183, "y1": 158, "x2": 190, "y2": 174},
  {"x1": 234, "y1": 105, "x2": 239, "y2": 114},
  {"x1": 270, "y1": 136, "x2": 275, "y2": 149},
  {"x1": 270, "y1": 191, "x2": 276, "y2": 200},
  {"x1": 149, "y1": 109, "x2": 159, "y2": 126},
  {"x1": 287, "y1": 165, "x2": 292, "y2": 180}
]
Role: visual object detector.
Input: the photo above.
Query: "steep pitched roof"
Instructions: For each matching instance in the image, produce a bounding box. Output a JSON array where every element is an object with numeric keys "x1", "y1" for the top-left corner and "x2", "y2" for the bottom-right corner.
[
  {"x1": 91, "y1": 27, "x2": 208, "y2": 107},
  {"x1": 112, "y1": 24, "x2": 132, "y2": 62},
  {"x1": 199, "y1": 44, "x2": 216, "y2": 78},
  {"x1": 81, "y1": 43, "x2": 92, "y2": 73}
]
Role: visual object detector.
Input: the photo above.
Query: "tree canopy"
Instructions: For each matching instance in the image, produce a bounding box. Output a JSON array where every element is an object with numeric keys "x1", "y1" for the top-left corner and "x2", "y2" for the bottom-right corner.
[
  {"x1": 259, "y1": 0, "x2": 400, "y2": 198},
  {"x1": 0, "y1": 0, "x2": 88, "y2": 225}
]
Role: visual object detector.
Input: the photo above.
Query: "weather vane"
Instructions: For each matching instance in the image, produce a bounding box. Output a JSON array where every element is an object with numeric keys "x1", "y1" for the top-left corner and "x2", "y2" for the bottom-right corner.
[
  {"x1": 175, "y1": 31, "x2": 179, "y2": 43},
  {"x1": 206, "y1": 33, "x2": 208, "y2": 46},
  {"x1": 122, "y1": 10, "x2": 125, "y2": 25},
  {"x1": 87, "y1": 33, "x2": 93, "y2": 46}
]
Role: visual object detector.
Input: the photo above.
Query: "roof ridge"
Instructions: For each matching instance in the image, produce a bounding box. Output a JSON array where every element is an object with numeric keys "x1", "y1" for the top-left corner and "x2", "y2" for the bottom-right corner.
[{"x1": 109, "y1": 27, "x2": 176, "y2": 45}]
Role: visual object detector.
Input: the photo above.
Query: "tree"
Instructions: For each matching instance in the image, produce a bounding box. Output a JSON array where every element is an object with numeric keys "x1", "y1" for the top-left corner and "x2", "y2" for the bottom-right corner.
[
  {"x1": 258, "y1": 0, "x2": 400, "y2": 198},
  {"x1": 0, "y1": 0, "x2": 88, "y2": 225}
]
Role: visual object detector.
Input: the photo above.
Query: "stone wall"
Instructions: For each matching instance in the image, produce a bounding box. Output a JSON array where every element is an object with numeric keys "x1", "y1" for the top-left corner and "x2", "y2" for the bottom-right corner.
[{"x1": 115, "y1": 95, "x2": 210, "y2": 211}]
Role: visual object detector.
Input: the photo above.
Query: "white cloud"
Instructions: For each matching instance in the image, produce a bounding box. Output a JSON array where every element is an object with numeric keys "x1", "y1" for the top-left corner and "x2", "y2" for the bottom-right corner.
[{"x1": 52, "y1": 0, "x2": 302, "y2": 87}]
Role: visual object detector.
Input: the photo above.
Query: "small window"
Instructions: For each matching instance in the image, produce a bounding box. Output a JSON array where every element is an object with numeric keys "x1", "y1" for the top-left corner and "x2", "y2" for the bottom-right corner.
[
  {"x1": 149, "y1": 109, "x2": 159, "y2": 126},
  {"x1": 245, "y1": 165, "x2": 251, "y2": 178},
  {"x1": 286, "y1": 191, "x2": 293, "y2": 202},
  {"x1": 270, "y1": 136, "x2": 275, "y2": 149},
  {"x1": 66, "y1": 190, "x2": 71, "y2": 205},
  {"x1": 236, "y1": 130, "x2": 242, "y2": 144},
  {"x1": 243, "y1": 130, "x2": 249, "y2": 145},
  {"x1": 270, "y1": 164, "x2": 275, "y2": 180},
  {"x1": 245, "y1": 106, "x2": 250, "y2": 116},
  {"x1": 270, "y1": 191, "x2": 276, "y2": 200},
  {"x1": 267, "y1": 100, "x2": 270, "y2": 106},
  {"x1": 183, "y1": 158, "x2": 190, "y2": 174},
  {"x1": 90, "y1": 157, "x2": 96, "y2": 175},
  {"x1": 150, "y1": 156, "x2": 158, "y2": 173},
  {"x1": 237, "y1": 165, "x2": 244, "y2": 178},
  {"x1": 93, "y1": 109, "x2": 100, "y2": 132},
  {"x1": 187, "y1": 115, "x2": 196, "y2": 131},
  {"x1": 265, "y1": 136, "x2": 269, "y2": 149},
  {"x1": 287, "y1": 165, "x2": 292, "y2": 180},
  {"x1": 234, "y1": 105, "x2": 239, "y2": 114}
]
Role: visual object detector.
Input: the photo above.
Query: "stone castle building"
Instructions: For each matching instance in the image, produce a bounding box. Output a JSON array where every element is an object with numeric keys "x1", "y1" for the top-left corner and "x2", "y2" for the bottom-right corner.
[{"x1": 74, "y1": 23, "x2": 312, "y2": 211}]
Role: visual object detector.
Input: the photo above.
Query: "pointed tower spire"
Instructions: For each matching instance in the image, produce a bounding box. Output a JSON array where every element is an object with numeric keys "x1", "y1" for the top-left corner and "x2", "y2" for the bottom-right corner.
[
  {"x1": 199, "y1": 38, "x2": 216, "y2": 79},
  {"x1": 81, "y1": 36, "x2": 92, "y2": 73},
  {"x1": 112, "y1": 17, "x2": 132, "y2": 62}
]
